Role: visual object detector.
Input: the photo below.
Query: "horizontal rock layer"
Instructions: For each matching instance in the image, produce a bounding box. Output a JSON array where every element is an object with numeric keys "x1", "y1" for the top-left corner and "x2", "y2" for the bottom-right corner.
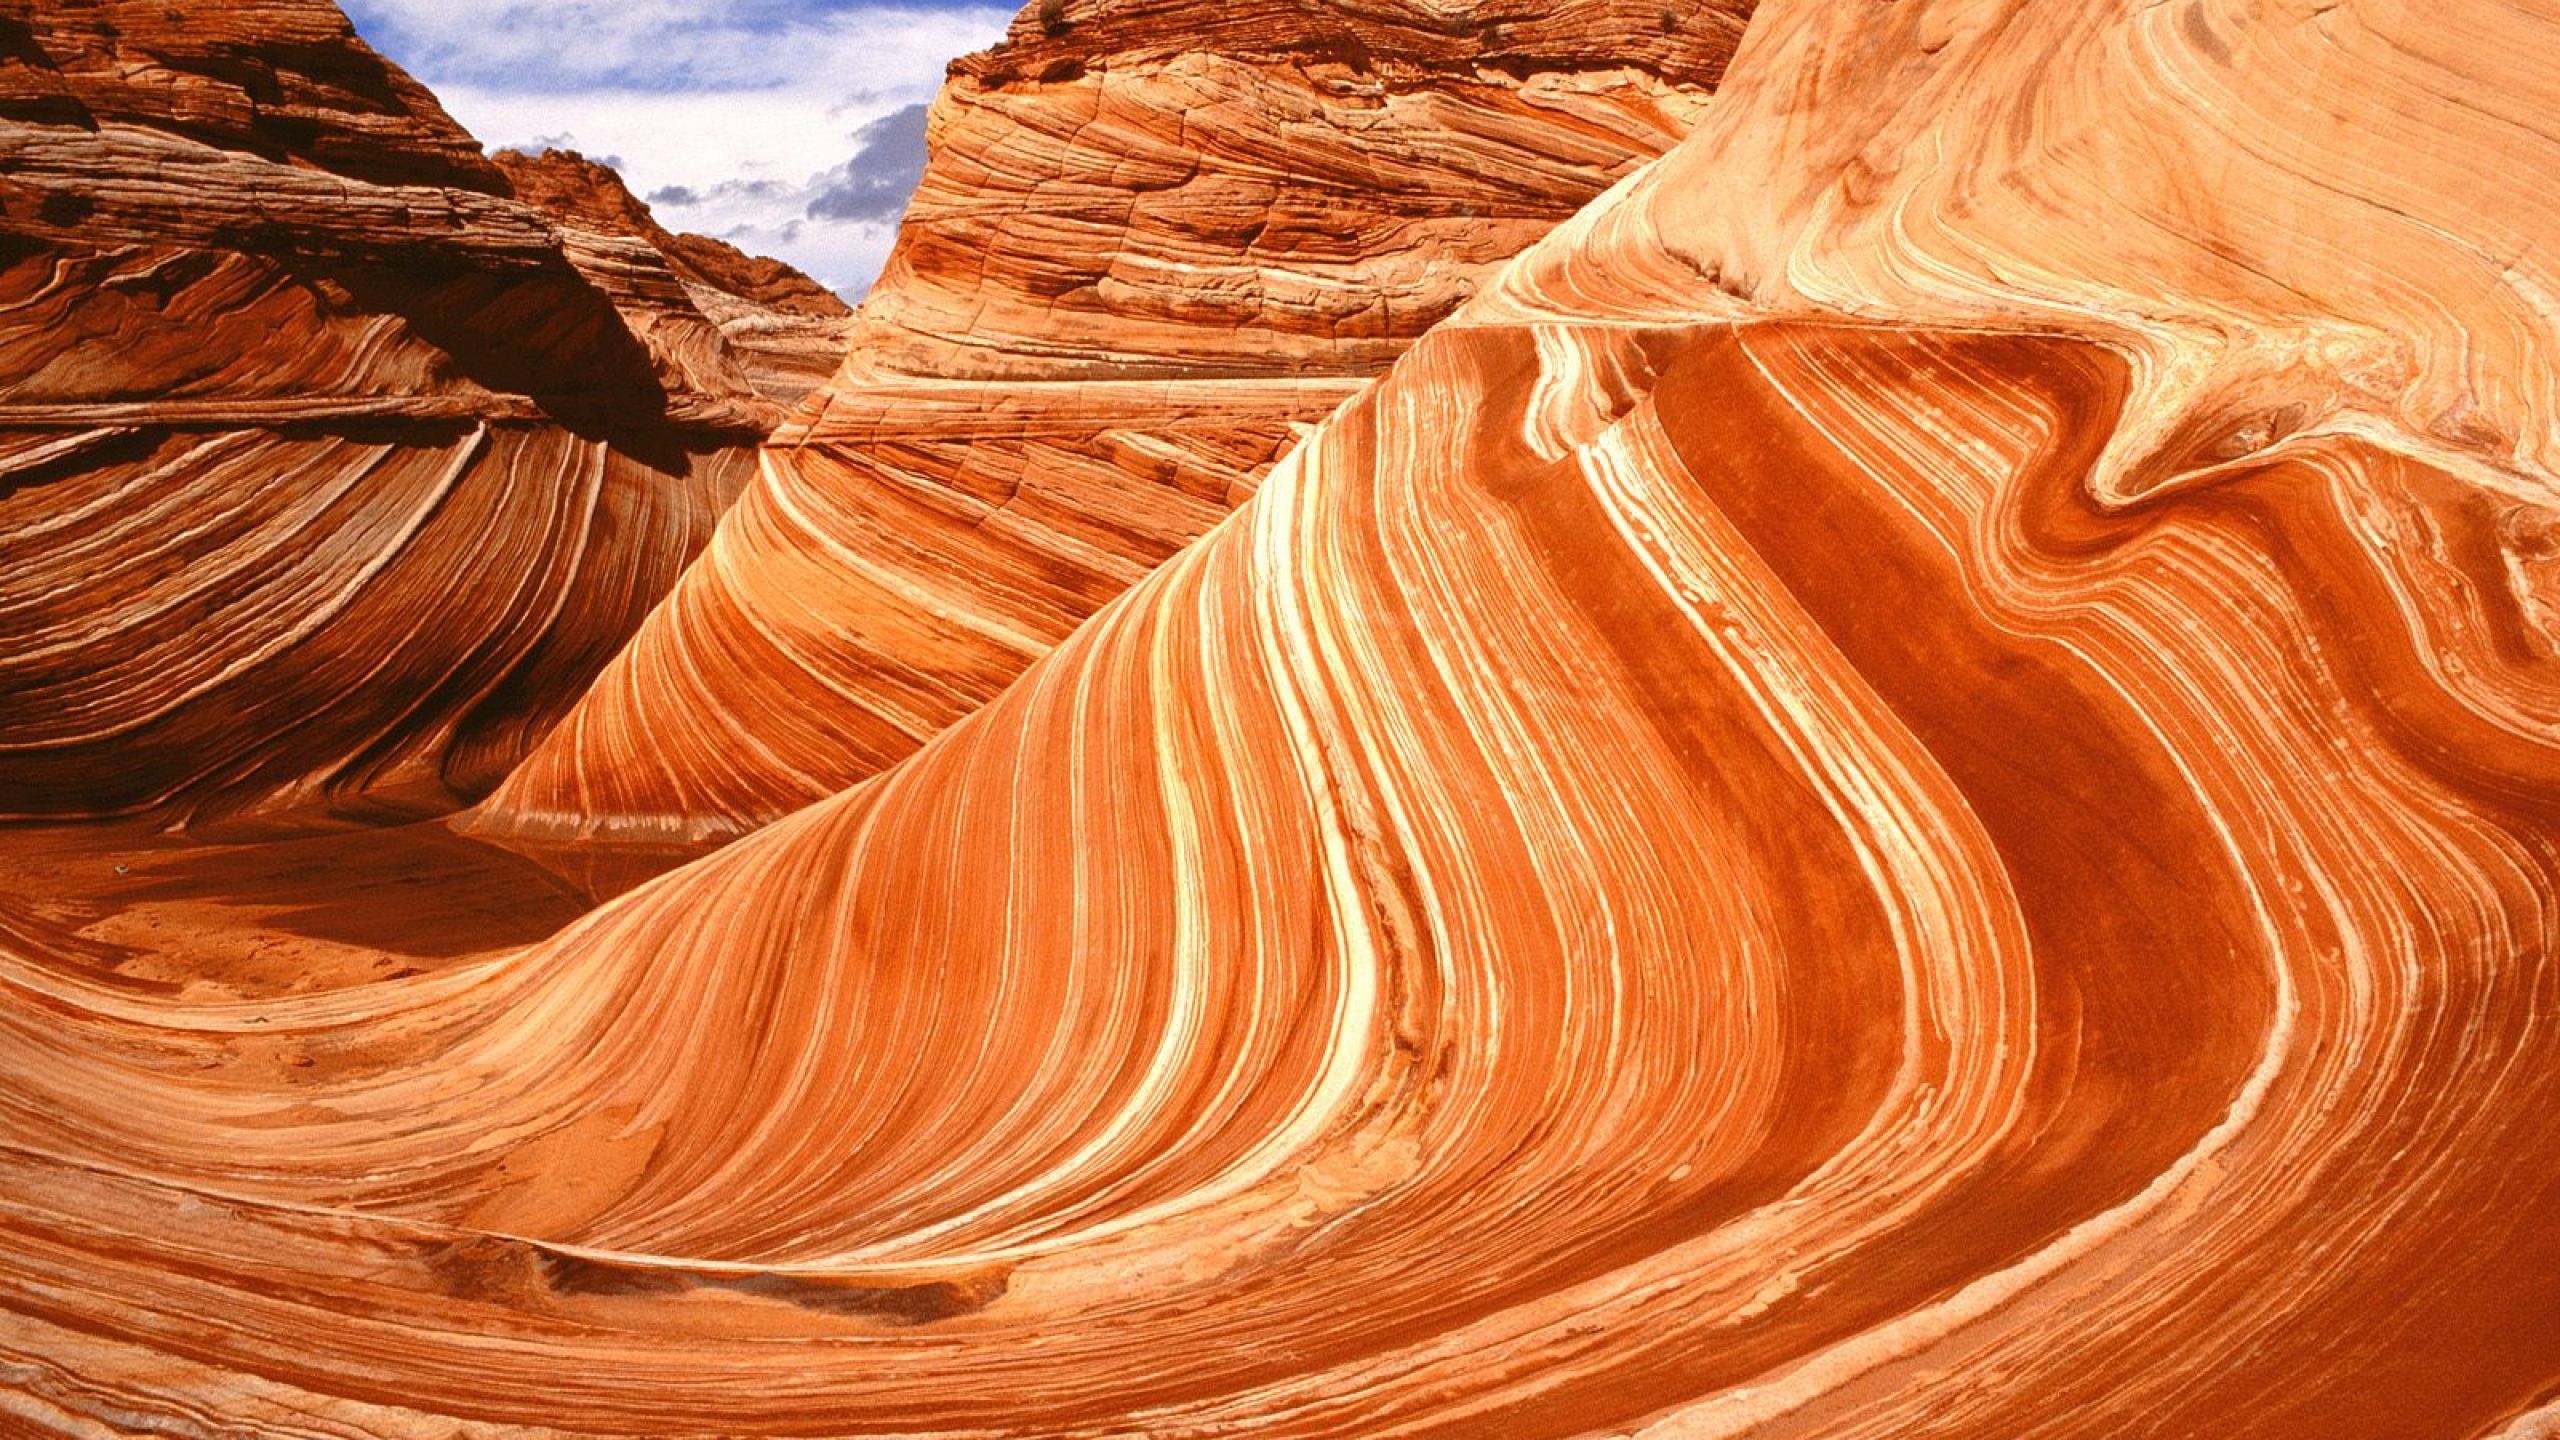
[
  {"x1": 0, "y1": 0, "x2": 505, "y2": 188},
  {"x1": 479, "y1": 0, "x2": 1752, "y2": 837}
]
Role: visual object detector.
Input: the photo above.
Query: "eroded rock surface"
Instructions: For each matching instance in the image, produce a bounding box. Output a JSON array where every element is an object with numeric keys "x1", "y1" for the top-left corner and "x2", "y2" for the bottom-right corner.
[
  {"x1": 0, "y1": 0, "x2": 830, "y2": 822},
  {"x1": 479, "y1": 0, "x2": 1753, "y2": 837},
  {"x1": 493, "y1": 148, "x2": 855, "y2": 405},
  {"x1": 5, "y1": 0, "x2": 2560, "y2": 1436}
]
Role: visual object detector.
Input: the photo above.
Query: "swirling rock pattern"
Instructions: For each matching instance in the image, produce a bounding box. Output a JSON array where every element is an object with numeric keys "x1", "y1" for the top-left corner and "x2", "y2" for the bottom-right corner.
[
  {"x1": 479, "y1": 0, "x2": 1753, "y2": 838},
  {"x1": 8, "y1": 0, "x2": 2560, "y2": 1437},
  {"x1": 0, "y1": 0, "x2": 835, "y2": 822}
]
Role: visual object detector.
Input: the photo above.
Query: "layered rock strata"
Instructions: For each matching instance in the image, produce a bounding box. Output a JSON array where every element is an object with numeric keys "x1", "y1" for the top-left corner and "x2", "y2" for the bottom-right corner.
[
  {"x1": 6, "y1": 0, "x2": 2560, "y2": 1434},
  {"x1": 0, "y1": 0, "x2": 829, "y2": 822},
  {"x1": 479, "y1": 0, "x2": 1755, "y2": 838},
  {"x1": 492, "y1": 148, "x2": 855, "y2": 406}
]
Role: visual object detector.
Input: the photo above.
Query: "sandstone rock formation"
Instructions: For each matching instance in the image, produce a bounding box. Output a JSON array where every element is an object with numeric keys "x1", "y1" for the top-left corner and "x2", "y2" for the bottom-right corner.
[
  {"x1": 478, "y1": 0, "x2": 1755, "y2": 837},
  {"x1": 493, "y1": 148, "x2": 855, "y2": 405},
  {"x1": 7, "y1": 0, "x2": 2560, "y2": 1436},
  {"x1": 0, "y1": 0, "x2": 831, "y2": 823}
]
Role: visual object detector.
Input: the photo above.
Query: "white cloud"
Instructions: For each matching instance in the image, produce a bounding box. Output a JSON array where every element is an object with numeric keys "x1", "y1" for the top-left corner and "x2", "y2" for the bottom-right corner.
[
  {"x1": 345, "y1": 1, "x2": 1010, "y2": 94},
  {"x1": 345, "y1": 2, "x2": 1013, "y2": 298}
]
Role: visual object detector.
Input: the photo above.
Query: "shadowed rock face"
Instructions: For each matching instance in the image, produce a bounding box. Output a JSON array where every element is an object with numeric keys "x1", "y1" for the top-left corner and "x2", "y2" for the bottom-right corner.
[
  {"x1": 493, "y1": 148, "x2": 856, "y2": 406},
  {"x1": 478, "y1": 0, "x2": 1756, "y2": 839},
  {"x1": 493, "y1": 149, "x2": 851, "y2": 321},
  {"x1": 0, "y1": 0, "x2": 854, "y2": 825},
  {"x1": 8, "y1": 0, "x2": 2560, "y2": 1437}
]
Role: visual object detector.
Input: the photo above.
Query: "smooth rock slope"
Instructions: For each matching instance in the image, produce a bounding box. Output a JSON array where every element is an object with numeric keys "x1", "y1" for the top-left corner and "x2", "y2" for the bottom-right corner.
[{"x1": 5, "y1": 0, "x2": 2560, "y2": 1435}]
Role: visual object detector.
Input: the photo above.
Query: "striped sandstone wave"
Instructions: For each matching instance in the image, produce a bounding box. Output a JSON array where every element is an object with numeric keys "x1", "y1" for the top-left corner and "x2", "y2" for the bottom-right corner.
[
  {"x1": 0, "y1": 0, "x2": 832, "y2": 823},
  {"x1": 478, "y1": 0, "x2": 1755, "y2": 838},
  {"x1": 3, "y1": 0, "x2": 2558, "y2": 1436}
]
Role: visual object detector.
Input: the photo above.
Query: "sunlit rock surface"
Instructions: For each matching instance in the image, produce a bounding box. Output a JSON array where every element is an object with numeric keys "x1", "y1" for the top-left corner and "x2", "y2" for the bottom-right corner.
[
  {"x1": 7, "y1": 0, "x2": 2560, "y2": 1436},
  {"x1": 479, "y1": 0, "x2": 1754, "y2": 838},
  {"x1": 0, "y1": 0, "x2": 834, "y2": 822}
]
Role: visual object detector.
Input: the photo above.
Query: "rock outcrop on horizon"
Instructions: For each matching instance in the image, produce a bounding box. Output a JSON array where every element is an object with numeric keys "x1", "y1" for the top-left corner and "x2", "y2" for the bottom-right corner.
[
  {"x1": 0, "y1": 0, "x2": 833, "y2": 822},
  {"x1": 478, "y1": 0, "x2": 1755, "y2": 837},
  {"x1": 7, "y1": 0, "x2": 2560, "y2": 1436},
  {"x1": 492, "y1": 148, "x2": 855, "y2": 405}
]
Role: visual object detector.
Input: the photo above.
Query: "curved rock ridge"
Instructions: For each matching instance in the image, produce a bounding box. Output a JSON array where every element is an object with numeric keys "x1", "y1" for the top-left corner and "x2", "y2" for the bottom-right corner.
[
  {"x1": 7, "y1": 0, "x2": 2560, "y2": 1434},
  {"x1": 0, "y1": 424, "x2": 755, "y2": 820},
  {"x1": 0, "y1": 0, "x2": 846, "y2": 823},
  {"x1": 1464, "y1": 0, "x2": 2560, "y2": 503},
  {"x1": 477, "y1": 0, "x2": 1755, "y2": 838}
]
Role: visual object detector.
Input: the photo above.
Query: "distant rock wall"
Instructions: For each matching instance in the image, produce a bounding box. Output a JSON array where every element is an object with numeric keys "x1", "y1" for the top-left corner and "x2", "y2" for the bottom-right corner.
[{"x1": 493, "y1": 148, "x2": 855, "y2": 405}]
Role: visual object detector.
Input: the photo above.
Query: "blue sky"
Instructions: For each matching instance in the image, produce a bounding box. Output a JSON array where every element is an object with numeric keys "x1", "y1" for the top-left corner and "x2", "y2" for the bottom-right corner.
[{"x1": 343, "y1": 0, "x2": 1016, "y2": 298}]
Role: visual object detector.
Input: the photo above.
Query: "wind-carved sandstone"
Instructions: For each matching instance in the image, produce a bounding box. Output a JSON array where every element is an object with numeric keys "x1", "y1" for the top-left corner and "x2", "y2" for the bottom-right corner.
[
  {"x1": 4, "y1": 0, "x2": 2560, "y2": 1436},
  {"x1": 491, "y1": 147, "x2": 855, "y2": 406},
  {"x1": 0, "y1": 0, "x2": 837, "y2": 822},
  {"x1": 479, "y1": 0, "x2": 1755, "y2": 837}
]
